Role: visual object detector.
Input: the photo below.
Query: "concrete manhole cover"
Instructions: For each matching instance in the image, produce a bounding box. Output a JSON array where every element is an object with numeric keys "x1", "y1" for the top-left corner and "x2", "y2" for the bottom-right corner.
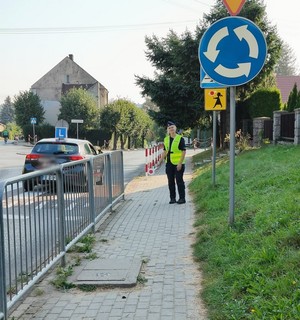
[{"x1": 71, "y1": 258, "x2": 142, "y2": 287}]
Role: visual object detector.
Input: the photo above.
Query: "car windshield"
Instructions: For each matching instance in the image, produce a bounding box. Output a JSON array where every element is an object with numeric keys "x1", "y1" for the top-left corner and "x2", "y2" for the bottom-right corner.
[{"x1": 32, "y1": 142, "x2": 79, "y2": 155}]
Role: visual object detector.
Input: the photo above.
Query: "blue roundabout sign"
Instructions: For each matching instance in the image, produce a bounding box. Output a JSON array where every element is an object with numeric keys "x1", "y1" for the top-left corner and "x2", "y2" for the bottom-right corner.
[{"x1": 199, "y1": 16, "x2": 267, "y2": 86}]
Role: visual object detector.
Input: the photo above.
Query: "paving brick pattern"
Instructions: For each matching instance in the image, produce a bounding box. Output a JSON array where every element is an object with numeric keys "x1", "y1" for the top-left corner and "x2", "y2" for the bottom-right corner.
[{"x1": 9, "y1": 150, "x2": 207, "y2": 320}]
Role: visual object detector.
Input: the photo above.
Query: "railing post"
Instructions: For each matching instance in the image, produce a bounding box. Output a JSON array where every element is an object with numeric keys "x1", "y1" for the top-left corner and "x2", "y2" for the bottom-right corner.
[
  {"x1": 56, "y1": 167, "x2": 66, "y2": 267},
  {"x1": 88, "y1": 159, "x2": 95, "y2": 232},
  {"x1": 107, "y1": 153, "x2": 113, "y2": 210},
  {"x1": 0, "y1": 181, "x2": 7, "y2": 319},
  {"x1": 120, "y1": 151, "x2": 125, "y2": 199}
]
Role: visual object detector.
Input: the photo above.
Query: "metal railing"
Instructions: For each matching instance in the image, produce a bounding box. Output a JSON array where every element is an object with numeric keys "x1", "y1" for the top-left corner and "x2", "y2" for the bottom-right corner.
[
  {"x1": 281, "y1": 112, "x2": 295, "y2": 140},
  {"x1": 0, "y1": 151, "x2": 124, "y2": 319}
]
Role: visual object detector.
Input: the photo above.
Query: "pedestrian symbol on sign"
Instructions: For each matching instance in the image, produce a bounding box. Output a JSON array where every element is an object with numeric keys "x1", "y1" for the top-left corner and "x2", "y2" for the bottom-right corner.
[
  {"x1": 30, "y1": 117, "x2": 37, "y2": 125},
  {"x1": 213, "y1": 92, "x2": 223, "y2": 108}
]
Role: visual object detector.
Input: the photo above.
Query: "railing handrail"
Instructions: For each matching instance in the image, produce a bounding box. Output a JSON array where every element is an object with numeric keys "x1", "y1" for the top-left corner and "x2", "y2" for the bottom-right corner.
[{"x1": 0, "y1": 150, "x2": 124, "y2": 319}]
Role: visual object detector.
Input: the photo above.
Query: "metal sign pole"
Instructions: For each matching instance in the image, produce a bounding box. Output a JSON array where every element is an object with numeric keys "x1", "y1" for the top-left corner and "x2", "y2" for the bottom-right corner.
[
  {"x1": 212, "y1": 111, "x2": 217, "y2": 186},
  {"x1": 33, "y1": 123, "x2": 35, "y2": 144},
  {"x1": 229, "y1": 86, "x2": 236, "y2": 225},
  {"x1": 71, "y1": 119, "x2": 83, "y2": 139}
]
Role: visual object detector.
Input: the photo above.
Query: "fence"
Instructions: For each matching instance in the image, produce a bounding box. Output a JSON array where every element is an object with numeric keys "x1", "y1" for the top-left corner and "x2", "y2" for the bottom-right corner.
[
  {"x1": 280, "y1": 112, "x2": 295, "y2": 140},
  {"x1": 253, "y1": 109, "x2": 300, "y2": 146},
  {"x1": 0, "y1": 151, "x2": 124, "y2": 320},
  {"x1": 263, "y1": 119, "x2": 273, "y2": 140},
  {"x1": 145, "y1": 144, "x2": 164, "y2": 175},
  {"x1": 196, "y1": 136, "x2": 212, "y2": 149}
]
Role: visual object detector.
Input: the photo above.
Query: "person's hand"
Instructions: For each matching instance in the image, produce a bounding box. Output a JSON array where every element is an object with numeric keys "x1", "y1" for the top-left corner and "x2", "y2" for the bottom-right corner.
[{"x1": 176, "y1": 163, "x2": 182, "y2": 171}]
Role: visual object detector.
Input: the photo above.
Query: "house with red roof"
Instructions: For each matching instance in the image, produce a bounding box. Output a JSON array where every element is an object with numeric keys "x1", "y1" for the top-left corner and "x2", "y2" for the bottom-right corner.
[{"x1": 275, "y1": 75, "x2": 300, "y2": 104}]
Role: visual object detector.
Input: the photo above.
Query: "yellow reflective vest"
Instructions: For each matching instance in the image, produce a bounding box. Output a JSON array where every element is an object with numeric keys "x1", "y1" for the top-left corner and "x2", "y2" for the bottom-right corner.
[{"x1": 164, "y1": 134, "x2": 186, "y2": 165}]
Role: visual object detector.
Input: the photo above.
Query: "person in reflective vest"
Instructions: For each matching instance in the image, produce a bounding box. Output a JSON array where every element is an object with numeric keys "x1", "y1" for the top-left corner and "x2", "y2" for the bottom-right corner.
[{"x1": 160, "y1": 121, "x2": 186, "y2": 204}]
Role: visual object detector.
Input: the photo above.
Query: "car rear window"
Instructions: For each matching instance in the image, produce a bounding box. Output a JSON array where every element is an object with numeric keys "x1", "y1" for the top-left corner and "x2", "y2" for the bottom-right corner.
[{"x1": 32, "y1": 143, "x2": 79, "y2": 155}]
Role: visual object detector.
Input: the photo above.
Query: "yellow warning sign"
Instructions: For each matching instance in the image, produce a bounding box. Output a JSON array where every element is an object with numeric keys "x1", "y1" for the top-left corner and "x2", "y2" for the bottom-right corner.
[{"x1": 205, "y1": 89, "x2": 227, "y2": 111}]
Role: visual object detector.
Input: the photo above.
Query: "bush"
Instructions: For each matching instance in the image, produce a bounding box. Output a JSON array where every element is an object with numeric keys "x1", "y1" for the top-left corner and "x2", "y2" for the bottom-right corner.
[
  {"x1": 82, "y1": 129, "x2": 111, "y2": 147},
  {"x1": 23, "y1": 123, "x2": 55, "y2": 142},
  {"x1": 5, "y1": 122, "x2": 23, "y2": 140},
  {"x1": 224, "y1": 129, "x2": 251, "y2": 151},
  {"x1": 248, "y1": 88, "x2": 281, "y2": 118}
]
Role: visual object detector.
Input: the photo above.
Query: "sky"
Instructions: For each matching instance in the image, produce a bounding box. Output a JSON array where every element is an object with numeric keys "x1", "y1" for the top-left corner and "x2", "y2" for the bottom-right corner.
[{"x1": 1, "y1": 0, "x2": 299, "y2": 105}]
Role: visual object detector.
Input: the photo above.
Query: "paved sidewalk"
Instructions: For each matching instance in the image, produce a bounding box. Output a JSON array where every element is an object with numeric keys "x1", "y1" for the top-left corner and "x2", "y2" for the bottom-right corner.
[{"x1": 9, "y1": 150, "x2": 208, "y2": 320}]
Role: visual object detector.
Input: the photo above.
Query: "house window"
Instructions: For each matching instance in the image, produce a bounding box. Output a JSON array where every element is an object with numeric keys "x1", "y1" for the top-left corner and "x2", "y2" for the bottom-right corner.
[{"x1": 66, "y1": 75, "x2": 70, "y2": 83}]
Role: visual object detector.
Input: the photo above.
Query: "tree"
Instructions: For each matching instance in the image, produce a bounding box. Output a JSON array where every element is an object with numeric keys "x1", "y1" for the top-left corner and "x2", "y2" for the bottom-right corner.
[
  {"x1": 275, "y1": 42, "x2": 299, "y2": 76},
  {"x1": 136, "y1": 30, "x2": 203, "y2": 129},
  {"x1": 0, "y1": 96, "x2": 14, "y2": 124},
  {"x1": 99, "y1": 101, "x2": 121, "y2": 150},
  {"x1": 131, "y1": 108, "x2": 153, "y2": 148},
  {"x1": 136, "y1": 0, "x2": 282, "y2": 132},
  {"x1": 141, "y1": 96, "x2": 159, "y2": 113},
  {"x1": 114, "y1": 100, "x2": 138, "y2": 149},
  {"x1": 14, "y1": 91, "x2": 45, "y2": 128},
  {"x1": 99, "y1": 99, "x2": 153, "y2": 149},
  {"x1": 285, "y1": 83, "x2": 300, "y2": 112},
  {"x1": 59, "y1": 88, "x2": 99, "y2": 136},
  {"x1": 5, "y1": 122, "x2": 23, "y2": 140}
]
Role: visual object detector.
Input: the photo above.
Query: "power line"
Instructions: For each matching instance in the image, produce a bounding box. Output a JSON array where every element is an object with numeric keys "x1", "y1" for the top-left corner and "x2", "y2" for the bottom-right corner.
[
  {"x1": 162, "y1": 0, "x2": 199, "y2": 12},
  {"x1": 162, "y1": 0, "x2": 212, "y2": 12},
  {"x1": 0, "y1": 20, "x2": 199, "y2": 35},
  {"x1": 190, "y1": 0, "x2": 212, "y2": 6}
]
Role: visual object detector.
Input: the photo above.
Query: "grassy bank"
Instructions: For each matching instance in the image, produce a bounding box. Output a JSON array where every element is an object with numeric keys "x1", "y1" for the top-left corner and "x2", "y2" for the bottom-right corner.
[{"x1": 190, "y1": 145, "x2": 300, "y2": 319}]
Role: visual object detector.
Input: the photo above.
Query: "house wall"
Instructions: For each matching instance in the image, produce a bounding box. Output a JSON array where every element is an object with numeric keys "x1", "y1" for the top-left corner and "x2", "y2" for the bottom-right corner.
[
  {"x1": 87, "y1": 83, "x2": 108, "y2": 108},
  {"x1": 31, "y1": 56, "x2": 108, "y2": 125},
  {"x1": 31, "y1": 57, "x2": 97, "y2": 101},
  {"x1": 100, "y1": 87, "x2": 108, "y2": 106},
  {"x1": 42, "y1": 100, "x2": 61, "y2": 126}
]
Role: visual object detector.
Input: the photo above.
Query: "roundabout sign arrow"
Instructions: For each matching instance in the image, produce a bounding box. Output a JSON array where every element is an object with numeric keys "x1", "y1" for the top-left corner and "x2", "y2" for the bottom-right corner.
[{"x1": 199, "y1": 16, "x2": 267, "y2": 86}]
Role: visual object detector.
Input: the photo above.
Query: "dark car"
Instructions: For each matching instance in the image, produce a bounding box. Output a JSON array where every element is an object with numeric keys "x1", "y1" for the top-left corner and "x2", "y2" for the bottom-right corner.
[{"x1": 22, "y1": 138, "x2": 103, "y2": 191}]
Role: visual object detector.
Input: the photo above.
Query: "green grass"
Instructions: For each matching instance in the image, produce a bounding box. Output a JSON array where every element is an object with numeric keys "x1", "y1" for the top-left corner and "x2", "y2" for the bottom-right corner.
[
  {"x1": 190, "y1": 145, "x2": 300, "y2": 320},
  {"x1": 69, "y1": 234, "x2": 96, "y2": 253},
  {"x1": 50, "y1": 266, "x2": 75, "y2": 290}
]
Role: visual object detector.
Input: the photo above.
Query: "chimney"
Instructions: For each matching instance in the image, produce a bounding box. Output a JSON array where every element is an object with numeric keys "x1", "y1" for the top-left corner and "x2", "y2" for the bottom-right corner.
[{"x1": 69, "y1": 54, "x2": 74, "y2": 61}]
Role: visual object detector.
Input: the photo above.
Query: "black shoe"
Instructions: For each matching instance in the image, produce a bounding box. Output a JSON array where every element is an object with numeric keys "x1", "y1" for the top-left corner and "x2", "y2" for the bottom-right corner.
[
  {"x1": 169, "y1": 199, "x2": 176, "y2": 204},
  {"x1": 177, "y1": 198, "x2": 186, "y2": 204}
]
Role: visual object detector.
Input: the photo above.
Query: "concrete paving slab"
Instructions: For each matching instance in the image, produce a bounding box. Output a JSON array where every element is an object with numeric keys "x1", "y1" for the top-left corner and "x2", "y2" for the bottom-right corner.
[{"x1": 8, "y1": 149, "x2": 208, "y2": 320}]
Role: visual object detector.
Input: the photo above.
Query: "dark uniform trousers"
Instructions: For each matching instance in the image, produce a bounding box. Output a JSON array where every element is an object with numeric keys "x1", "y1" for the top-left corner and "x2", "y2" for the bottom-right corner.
[{"x1": 166, "y1": 162, "x2": 185, "y2": 200}]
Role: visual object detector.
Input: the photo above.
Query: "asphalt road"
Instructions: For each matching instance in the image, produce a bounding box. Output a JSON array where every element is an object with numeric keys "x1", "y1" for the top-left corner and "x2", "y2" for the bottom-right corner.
[{"x1": 0, "y1": 140, "x2": 146, "y2": 183}]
